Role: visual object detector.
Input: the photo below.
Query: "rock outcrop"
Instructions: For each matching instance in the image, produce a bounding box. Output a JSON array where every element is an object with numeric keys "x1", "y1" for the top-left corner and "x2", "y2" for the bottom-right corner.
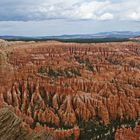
[
  {"x1": 0, "y1": 41, "x2": 140, "y2": 140},
  {"x1": 0, "y1": 107, "x2": 53, "y2": 140}
]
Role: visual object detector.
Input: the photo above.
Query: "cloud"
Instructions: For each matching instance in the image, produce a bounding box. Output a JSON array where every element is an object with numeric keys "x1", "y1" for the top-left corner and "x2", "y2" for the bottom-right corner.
[
  {"x1": 99, "y1": 13, "x2": 114, "y2": 20},
  {"x1": 0, "y1": 0, "x2": 140, "y2": 21},
  {"x1": 65, "y1": 1, "x2": 111, "y2": 20}
]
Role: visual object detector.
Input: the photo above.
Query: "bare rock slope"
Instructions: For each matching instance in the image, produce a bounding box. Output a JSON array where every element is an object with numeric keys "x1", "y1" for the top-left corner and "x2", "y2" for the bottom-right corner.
[{"x1": 0, "y1": 108, "x2": 53, "y2": 140}]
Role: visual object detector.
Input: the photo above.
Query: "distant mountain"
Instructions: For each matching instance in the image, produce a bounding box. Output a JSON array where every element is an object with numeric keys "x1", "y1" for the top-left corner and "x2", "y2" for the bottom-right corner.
[
  {"x1": 93, "y1": 31, "x2": 140, "y2": 38},
  {"x1": 1, "y1": 31, "x2": 140, "y2": 40},
  {"x1": 130, "y1": 36, "x2": 140, "y2": 41}
]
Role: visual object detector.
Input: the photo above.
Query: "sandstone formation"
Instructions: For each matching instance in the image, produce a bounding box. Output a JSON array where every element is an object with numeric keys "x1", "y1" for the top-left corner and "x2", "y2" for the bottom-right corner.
[
  {"x1": 0, "y1": 107, "x2": 53, "y2": 140},
  {"x1": 0, "y1": 40, "x2": 140, "y2": 139}
]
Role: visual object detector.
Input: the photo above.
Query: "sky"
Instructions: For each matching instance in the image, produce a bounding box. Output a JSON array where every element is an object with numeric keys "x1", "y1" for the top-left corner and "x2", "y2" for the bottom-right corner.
[{"x1": 0, "y1": 0, "x2": 140, "y2": 36}]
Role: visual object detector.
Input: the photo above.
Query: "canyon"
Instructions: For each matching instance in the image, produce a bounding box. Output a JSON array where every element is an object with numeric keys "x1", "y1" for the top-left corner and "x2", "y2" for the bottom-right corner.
[{"x1": 0, "y1": 40, "x2": 140, "y2": 140}]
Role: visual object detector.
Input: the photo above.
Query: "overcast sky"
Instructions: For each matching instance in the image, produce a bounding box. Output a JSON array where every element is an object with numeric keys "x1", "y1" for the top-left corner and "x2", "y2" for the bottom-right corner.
[{"x1": 0, "y1": 0, "x2": 140, "y2": 36}]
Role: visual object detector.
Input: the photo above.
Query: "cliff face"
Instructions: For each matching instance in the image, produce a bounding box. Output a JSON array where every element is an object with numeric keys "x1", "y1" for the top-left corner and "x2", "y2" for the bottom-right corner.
[
  {"x1": 0, "y1": 107, "x2": 53, "y2": 140},
  {"x1": 0, "y1": 41, "x2": 140, "y2": 140},
  {"x1": 0, "y1": 108, "x2": 21, "y2": 140}
]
